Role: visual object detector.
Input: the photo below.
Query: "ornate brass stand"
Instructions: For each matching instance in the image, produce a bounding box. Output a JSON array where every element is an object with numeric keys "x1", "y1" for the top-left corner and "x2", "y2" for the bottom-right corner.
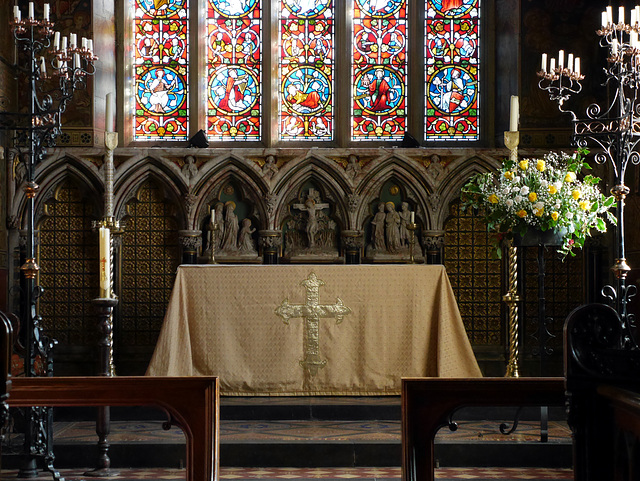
[
  {"x1": 407, "y1": 222, "x2": 418, "y2": 264},
  {"x1": 208, "y1": 220, "x2": 219, "y2": 264},
  {"x1": 503, "y1": 131, "x2": 520, "y2": 377}
]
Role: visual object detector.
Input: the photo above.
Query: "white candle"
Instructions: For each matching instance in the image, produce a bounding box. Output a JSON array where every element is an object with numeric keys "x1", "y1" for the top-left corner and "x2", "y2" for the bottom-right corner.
[
  {"x1": 82, "y1": 37, "x2": 87, "y2": 50},
  {"x1": 550, "y1": 58, "x2": 556, "y2": 71},
  {"x1": 88, "y1": 39, "x2": 93, "y2": 53},
  {"x1": 632, "y1": 8, "x2": 637, "y2": 27},
  {"x1": 575, "y1": 57, "x2": 581, "y2": 75},
  {"x1": 410, "y1": 211, "x2": 415, "y2": 224},
  {"x1": 602, "y1": 10, "x2": 608, "y2": 28},
  {"x1": 70, "y1": 33, "x2": 77, "y2": 49},
  {"x1": 99, "y1": 227, "x2": 111, "y2": 298},
  {"x1": 61, "y1": 36, "x2": 67, "y2": 52},
  {"x1": 636, "y1": 6, "x2": 640, "y2": 24},
  {"x1": 73, "y1": 52, "x2": 80, "y2": 69},
  {"x1": 607, "y1": 6, "x2": 613, "y2": 25},
  {"x1": 558, "y1": 50, "x2": 564, "y2": 69},
  {"x1": 541, "y1": 53, "x2": 547, "y2": 72},
  {"x1": 567, "y1": 53, "x2": 574, "y2": 72},
  {"x1": 620, "y1": 6, "x2": 625, "y2": 24},
  {"x1": 28, "y1": 2, "x2": 34, "y2": 20},
  {"x1": 54, "y1": 31, "x2": 60, "y2": 50},
  {"x1": 613, "y1": 38, "x2": 619, "y2": 55},
  {"x1": 13, "y1": 6, "x2": 20, "y2": 21},
  {"x1": 509, "y1": 95, "x2": 519, "y2": 132},
  {"x1": 40, "y1": 56, "x2": 46, "y2": 76},
  {"x1": 632, "y1": 31, "x2": 639, "y2": 49},
  {"x1": 106, "y1": 93, "x2": 114, "y2": 132},
  {"x1": 43, "y1": 3, "x2": 49, "y2": 21}
]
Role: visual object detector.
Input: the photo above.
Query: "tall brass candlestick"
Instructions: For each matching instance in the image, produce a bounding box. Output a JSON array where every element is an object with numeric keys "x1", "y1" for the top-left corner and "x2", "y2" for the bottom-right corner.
[
  {"x1": 407, "y1": 222, "x2": 418, "y2": 264},
  {"x1": 503, "y1": 130, "x2": 520, "y2": 377}
]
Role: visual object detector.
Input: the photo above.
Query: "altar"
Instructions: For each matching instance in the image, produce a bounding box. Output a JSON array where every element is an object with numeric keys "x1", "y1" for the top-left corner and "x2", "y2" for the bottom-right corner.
[{"x1": 146, "y1": 265, "x2": 481, "y2": 395}]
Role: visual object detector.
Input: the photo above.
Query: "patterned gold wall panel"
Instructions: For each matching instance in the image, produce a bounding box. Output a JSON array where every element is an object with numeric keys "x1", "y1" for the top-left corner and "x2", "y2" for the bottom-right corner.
[
  {"x1": 38, "y1": 179, "x2": 99, "y2": 346},
  {"x1": 120, "y1": 179, "x2": 180, "y2": 347},
  {"x1": 444, "y1": 202, "x2": 502, "y2": 345}
]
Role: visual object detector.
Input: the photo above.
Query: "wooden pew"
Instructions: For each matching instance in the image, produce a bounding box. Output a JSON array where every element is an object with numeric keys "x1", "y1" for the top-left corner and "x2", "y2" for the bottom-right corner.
[
  {"x1": 7, "y1": 376, "x2": 219, "y2": 481},
  {"x1": 401, "y1": 377, "x2": 565, "y2": 481}
]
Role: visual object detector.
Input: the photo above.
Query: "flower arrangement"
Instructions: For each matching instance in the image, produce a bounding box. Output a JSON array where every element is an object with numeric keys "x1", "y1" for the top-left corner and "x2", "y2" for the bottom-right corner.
[{"x1": 461, "y1": 149, "x2": 616, "y2": 258}]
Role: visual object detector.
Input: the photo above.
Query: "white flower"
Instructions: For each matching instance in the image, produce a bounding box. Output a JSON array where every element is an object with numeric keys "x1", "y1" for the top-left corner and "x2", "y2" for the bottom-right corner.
[
  {"x1": 514, "y1": 195, "x2": 523, "y2": 203},
  {"x1": 505, "y1": 199, "x2": 514, "y2": 208},
  {"x1": 513, "y1": 176, "x2": 521, "y2": 183},
  {"x1": 553, "y1": 181, "x2": 562, "y2": 192},
  {"x1": 520, "y1": 186, "x2": 529, "y2": 195},
  {"x1": 540, "y1": 179, "x2": 548, "y2": 187},
  {"x1": 566, "y1": 212, "x2": 574, "y2": 220},
  {"x1": 534, "y1": 202, "x2": 544, "y2": 210}
]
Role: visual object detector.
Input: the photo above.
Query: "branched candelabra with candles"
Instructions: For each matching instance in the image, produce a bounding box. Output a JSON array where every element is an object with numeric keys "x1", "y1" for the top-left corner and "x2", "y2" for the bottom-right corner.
[
  {"x1": 538, "y1": 4, "x2": 639, "y2": 346},
  {"x1": 0, "y1": 3, "x2": 97, "y2": 479}
]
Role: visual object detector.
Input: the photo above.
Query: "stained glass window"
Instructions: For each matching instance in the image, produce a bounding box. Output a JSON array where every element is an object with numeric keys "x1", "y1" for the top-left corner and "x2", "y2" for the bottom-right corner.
[
  {"x1": 278, "y1": 0, "x2": 334, "y2": 141},
  {"x1": 207, "y1": 0, "x2": 262, "y2": 141},
  {"x1": 425, "y1": 0, "x2": 480, "y2": 141},
  {"x1": 133, "y1": 0, "x2": 188, "y2": 141},
  {"x1": 352, "y1": 0, "x2": 407, "y2": 141}
]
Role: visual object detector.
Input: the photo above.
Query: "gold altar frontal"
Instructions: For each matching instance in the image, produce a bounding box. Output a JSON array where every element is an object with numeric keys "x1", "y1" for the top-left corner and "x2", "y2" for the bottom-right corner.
[{"x1": 146, "y1": 265, "x2": 482, "y2": 395}]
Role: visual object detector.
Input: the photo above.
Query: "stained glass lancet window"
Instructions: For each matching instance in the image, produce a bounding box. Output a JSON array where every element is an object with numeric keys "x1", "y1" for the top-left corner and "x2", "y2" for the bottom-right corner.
[
  {"x1": 425, "y1": 0, "x2": 479, "y2": 141},
  {"x1": 207, "y1": 0, "x2": 262, "y2": 141},
  {"x1": 133, "y1": 0, "x2": 188, "y2": 141},
  {"x1": 279, "y1": 0, "x2": 334, "y2": 141},
  {"x1": 352, "y1": 0, "x2": 407, "y2": 141}
]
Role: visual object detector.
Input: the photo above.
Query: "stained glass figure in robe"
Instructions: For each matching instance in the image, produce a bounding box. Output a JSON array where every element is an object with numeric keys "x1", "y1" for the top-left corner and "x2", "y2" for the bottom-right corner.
[
  {"x1": 352, "y1": 0, "x2": 407, "y2": 141},
  {"x1": 207, "y1": 0, "x2": 262, "y2": 141},
  {"x1": 279, "y1": 0, "x2": 334, "y2": 140},
  {"x1": 425, "y1": 0, "x2": 479, "y2": 141},
  {"x1": 134, "y1": 0, "x2": 189, "y2": 141}
]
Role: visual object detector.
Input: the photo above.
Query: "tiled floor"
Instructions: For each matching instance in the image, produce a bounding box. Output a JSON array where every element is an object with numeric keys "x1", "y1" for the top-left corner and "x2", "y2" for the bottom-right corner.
[{"x1": 0, "y1": 467, "x2": 574, "y2": 480}]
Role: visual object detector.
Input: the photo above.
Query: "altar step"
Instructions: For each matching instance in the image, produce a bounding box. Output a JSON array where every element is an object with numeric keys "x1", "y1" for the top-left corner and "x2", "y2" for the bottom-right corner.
[{"x1": 2, "y1": 400, "x2": 572, "y2": 470}]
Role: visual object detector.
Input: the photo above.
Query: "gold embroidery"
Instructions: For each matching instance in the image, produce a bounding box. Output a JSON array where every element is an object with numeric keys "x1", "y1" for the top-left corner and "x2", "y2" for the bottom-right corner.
[{"x1": 275, "y1": 273, "x2": 351, "y2": 376}]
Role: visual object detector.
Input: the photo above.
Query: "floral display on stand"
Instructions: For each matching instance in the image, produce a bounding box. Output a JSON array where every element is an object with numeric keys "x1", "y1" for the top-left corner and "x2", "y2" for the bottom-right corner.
[{"x1": 461, "y1": 149, "x2": 617, "y2": 258}]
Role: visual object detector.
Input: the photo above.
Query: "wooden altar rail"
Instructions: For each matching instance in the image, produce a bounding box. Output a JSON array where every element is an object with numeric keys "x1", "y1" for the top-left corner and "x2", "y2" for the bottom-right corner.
[
  {"x1": 7, "y1": 376, "x2": 219, "y2": 481},
  {"x1": 401, "y1": 377, "x2": 566, "y2": 481}
]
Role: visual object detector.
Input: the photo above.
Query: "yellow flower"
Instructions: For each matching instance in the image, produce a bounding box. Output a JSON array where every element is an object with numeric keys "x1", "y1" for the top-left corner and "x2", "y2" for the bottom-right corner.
[
  {"x1": 519, "y1": 160, "x2": 529, "y2": 171},
  {"x1": 517, "y1": 209, "x2": 527, "y2": 218},
  {"x1": 565, "y1": 172, "x2": 576, "y2": 182},
  {"x1": 534, "y1": 208, "x2": 544, "y2": 217},
  {"x1": 488, "y1": 194, "x2": 499, "y2": 204},
  {"x1": 536, "y1": 160, "x2": 545, "y2": 172},
  {"x1": 572, "y1": 189, "x2": 581, "y2": 200},
  {"x1": 551, "y1": 211, "x2": 559, "y2": 221},
  {"x1": 548, "y1": 185, "x2": 558, "y2": 194},
  {"x1": 504, "y1": 171, "x2": 514, "y2": 180},
  {"x1": 528, "y1": 192, "x2": 537, "y2": 202},
  {"x1": 579, "y1": 201, "x2": 590, "y2": 210}
]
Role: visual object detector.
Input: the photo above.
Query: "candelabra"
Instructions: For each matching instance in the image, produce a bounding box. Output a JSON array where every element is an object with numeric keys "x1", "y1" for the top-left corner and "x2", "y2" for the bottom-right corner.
[
  {"x1": 406, "y1": 222, "x2": 418, "y2": 264},
  {"x1": 0, "y1": 3, "x2": 97, "y2": 479},
  {"x1": 538, "y1": 5, "x2": 638, "y2": 347}
]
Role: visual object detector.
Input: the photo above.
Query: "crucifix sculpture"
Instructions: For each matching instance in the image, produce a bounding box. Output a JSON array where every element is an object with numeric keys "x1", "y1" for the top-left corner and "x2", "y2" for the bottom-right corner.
[
  {"x1": 293, "y1": 189, "x2": 329, "y2": 248},
  {"x1": 275, "y1": 272, "x2": 351, "y2": 376}
]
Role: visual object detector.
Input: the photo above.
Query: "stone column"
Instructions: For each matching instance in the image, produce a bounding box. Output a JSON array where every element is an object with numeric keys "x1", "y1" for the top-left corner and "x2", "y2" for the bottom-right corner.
[
  {"x1": 341, "y1": 230, "x2": 363, "y2": 264},
  {"x1": 423, "y1": 229, "x2": 445, "y2": 265},
  {"x1": 178, "y1": 230, "x2": 202, "y2": 265},
  {"x1": 259, "y1": 230, "x2": 282, "y2": 265}
]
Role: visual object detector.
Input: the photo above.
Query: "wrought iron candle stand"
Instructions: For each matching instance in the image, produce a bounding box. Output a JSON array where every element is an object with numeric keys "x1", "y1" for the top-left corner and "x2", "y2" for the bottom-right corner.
[
  {"x1": 0, "y1": 4, "x2": 97, "y2": 479},
  {"x1": 538, "y1": 7, "x2": 638, "y2": 343}
]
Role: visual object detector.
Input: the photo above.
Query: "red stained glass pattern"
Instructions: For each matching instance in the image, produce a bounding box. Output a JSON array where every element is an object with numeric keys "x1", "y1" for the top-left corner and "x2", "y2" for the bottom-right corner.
[
  {"x1": 279, "y1": 0, "x2": 333, "y2": 141},
  {"x1": 352, "y1": 0, "x2": 407, "y2": 141},
  {"x1": 207, "y1": 0, "x2": 262, "y2": 141},
  {"x1": 134, "y1": 0, "x2": 189, "y2": 141},
  {"x1": 425, "y1": 0, "x2": 479, "y2": 141}
]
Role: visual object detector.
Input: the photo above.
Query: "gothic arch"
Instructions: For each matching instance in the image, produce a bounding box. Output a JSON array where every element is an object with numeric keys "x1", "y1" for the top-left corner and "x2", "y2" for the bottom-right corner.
[{"x1": 272, "y1": 156, "x2": 350, "y2": 231}]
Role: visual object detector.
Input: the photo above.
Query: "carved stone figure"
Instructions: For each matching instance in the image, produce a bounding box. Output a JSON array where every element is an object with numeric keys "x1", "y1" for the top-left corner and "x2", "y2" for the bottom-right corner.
[
  {"x1": 238, "y1": 218, "x2": 257, "y2": 254},
  {"x1": 345, "y1": 154, "x2": 360, "y2": 180},
  {"x1": 399, "y1": 202, "x2": 411, "y2": 247},
  {"x1": 262, "y1": 155, "x2": 279, "y2": 180},
  {"x1": 371, "y1": 202, "x2": 386, "y2": 251},
  {"x1": 385, "y1": 202, "x2": 401, "y2": 253},
  {"x1": 220, "y1": 202, "x2": 239, "y2": 251},
  {"x1": 293, "y1": 191, "x2": 329, "y2": 248},
  {"x1": 427, "y1": 154, "x2": 445, "y2": 182},
  {"x1": 181, "y1": 155, "x2": 198, "y2": 184}
]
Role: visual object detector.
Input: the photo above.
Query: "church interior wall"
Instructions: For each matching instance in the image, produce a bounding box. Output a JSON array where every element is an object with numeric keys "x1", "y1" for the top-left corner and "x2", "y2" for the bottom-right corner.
[{"x1": 0, "y1": 0, "x2": 636, "y2": 379}]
